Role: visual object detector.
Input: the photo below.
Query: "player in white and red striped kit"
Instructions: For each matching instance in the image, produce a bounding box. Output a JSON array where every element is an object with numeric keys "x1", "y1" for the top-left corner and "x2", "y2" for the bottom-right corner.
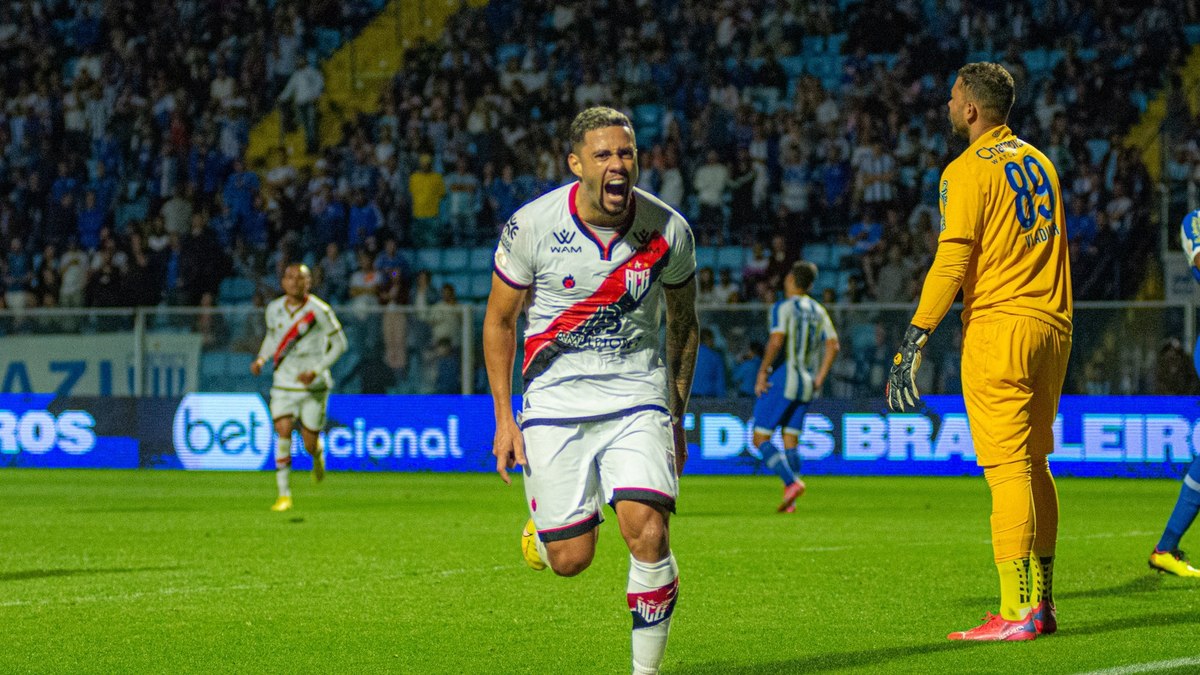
[
  {"x1": 251, "y1": 263, "x2": 348, "y2": 512},
  {"x1": 484, "y1": 107, "x2": 699, "y2": 675}
]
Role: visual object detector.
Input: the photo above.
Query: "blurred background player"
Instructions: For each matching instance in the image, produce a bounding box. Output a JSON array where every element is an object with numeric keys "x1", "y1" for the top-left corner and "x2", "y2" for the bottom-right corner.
[
  {"x1": 484, "y1": 107, "x2": 698, "y2": 675},
  {"x1": 1147, "y1": 209, "x2": 1200, "y2": 578},
  {"x1": 752, "y1": 261, "x2": 839, "y2": 512},
  {"x1": 886, "y1": 63, "x2": 1072, "y2": 641},
  {"x1": 251, "y1": 263, "x2": 348, "y2": 512}
]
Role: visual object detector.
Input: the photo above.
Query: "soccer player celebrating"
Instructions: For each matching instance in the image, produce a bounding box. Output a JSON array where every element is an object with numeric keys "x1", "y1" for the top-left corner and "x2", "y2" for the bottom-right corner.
[
  {"x1": 752, "y1": 261, "x2": 839, "y2": 512},
  {"x1": 886, "y1": 63, "x2": 1072, "y2": 640},
  {"x1": 251, "y1": 263, "x2": 348, "y2": 512},
  {"x1": 1146, "y1": 210, "x2": 1200, "y2": 577},
  {"x1": 484, "y1": 107, "x2": 698, "y2": 675}
]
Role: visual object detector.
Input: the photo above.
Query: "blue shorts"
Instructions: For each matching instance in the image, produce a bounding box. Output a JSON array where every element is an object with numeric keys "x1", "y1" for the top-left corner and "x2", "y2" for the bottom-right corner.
[{"x1": 752, "y1": 368, "x2": 809, "y2": 436}]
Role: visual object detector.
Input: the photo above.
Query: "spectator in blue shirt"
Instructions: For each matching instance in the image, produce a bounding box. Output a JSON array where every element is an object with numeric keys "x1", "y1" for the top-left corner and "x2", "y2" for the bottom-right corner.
[
  {"x1": 819, "y1": 145, "x2": 852, "y2": 234},
  {"x1": 444, "y1": 158, "x2": 480, "y2": 245},
  {"x1": 92, "y1": 132, "x2": 122, "y2": 176},
  {"x1": 732, "y1": 341, "x2": 764, "y2": 398},
  {"x1": 87, "y1": 162, "x2": 118, "y2": 213},
  {"x1": 1067, "y1": 193, "x2": 1099, "y2": 251},
  {"x1": 51, "y1": 161, "x2": 79, "y2": 206},
  {"x1": 209, "y1": 195, "x2": 239, "y2": 248},
  {"x1": 316, "y1": 242, "x2": 352, "y2": 303},
  {"x1": 77, "y1": 191, "x2": 107, "y2": 251},
  {"x1": 189, "y1": 141, "x2": 227, "y2": 206},
  {"x1": 488, "y1": 164, "x2": 519, "y2": 227},
  {"x1": 430, "y1": 336, "x2": 461, "y2": 394},
  {"x1": 239, "y1": 196, "x2": 270, "y2": 252},
  {"x1": 691, "y1": 327, "x2": 728, "y2": 398},
  {"x1": 374, "y1": 237, "x2": 409, "y2": 287},
  {"x1": 73, "y1": 5, "x2": 102, "y2": 50},
  {"x1": 848, "y1": 208, "x2": 883, "y2": 257},
  {"x1": 4, "y1": 237, "x2": 33, "y2": 311},
  {"x1": 348, "y1": 189, "x2": 383, "y2": 250},
  {"x1": 310, "y1": 185, "x2": 347, "y2": 249},
  {"x1": 222, "y1": 159, "x2": 259, "y2": 222}
]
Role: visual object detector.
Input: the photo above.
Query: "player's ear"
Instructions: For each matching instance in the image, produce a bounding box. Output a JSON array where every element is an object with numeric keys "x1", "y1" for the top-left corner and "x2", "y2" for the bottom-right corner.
[{"x1": 567, "y1": 152, "x2": 583, "y2": 179}]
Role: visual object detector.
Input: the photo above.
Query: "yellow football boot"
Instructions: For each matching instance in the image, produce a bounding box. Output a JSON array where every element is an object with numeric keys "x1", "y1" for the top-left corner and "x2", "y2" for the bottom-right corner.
[
  {"x1": 271, "y1": 495, "x2": 294, "y2": 512},
  {"x1": 1149, "y1": 549, "x2": 1200, "y2": 577},
  {"x1": 521, "y1": 518, "x2": 547, "y2": 571}
]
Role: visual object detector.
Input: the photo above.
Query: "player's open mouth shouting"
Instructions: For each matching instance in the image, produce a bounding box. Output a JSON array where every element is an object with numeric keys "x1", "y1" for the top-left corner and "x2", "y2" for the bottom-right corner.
[{"x1": 603, "y1": 173, "x2": 630, "y2": 213}]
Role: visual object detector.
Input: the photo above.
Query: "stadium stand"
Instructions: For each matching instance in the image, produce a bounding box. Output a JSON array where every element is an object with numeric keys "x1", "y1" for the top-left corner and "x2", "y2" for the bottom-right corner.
[{"x1": 1, "y1": 0, "x2": 1191, "y2": 311}]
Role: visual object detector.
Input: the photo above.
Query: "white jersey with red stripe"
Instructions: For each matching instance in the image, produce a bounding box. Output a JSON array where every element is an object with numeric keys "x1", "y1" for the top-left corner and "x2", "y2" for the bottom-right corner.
[
  {"x1": 493, "y1": 182, "x2": 696, "y2": 423},
  {"x1": 256, "y1": 294, "x2": 346, "y2": 391}
]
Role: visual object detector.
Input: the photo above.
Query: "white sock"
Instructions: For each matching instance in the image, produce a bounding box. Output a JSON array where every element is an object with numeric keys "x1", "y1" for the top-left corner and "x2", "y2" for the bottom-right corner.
[
  {"x1": 275, "y1": 436, "x2": 292, "y2": 497},
  {"x1": 627, "y1": 553, "x2": 678, "y2": 675}
]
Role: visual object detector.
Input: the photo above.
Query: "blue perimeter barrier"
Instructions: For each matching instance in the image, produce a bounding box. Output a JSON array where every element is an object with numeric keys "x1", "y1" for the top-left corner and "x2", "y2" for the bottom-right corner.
[{"x1": 0, "y1": 394, "x2": 1197, "y2": 478}]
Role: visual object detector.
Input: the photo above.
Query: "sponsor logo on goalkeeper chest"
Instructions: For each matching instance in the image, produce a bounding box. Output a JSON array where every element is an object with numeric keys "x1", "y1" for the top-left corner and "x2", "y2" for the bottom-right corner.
[{"x1": 974, "y1": 136, "x2": 1026, "y2": 164}]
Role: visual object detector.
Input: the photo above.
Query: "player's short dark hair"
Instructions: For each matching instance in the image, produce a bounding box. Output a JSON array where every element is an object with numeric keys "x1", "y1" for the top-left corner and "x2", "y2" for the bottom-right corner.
[
  {"x1": 957, "y1": 62, "x2": 1015, "y2": 122},
  {"x1": 569, "y1": 107, "x2": 636, "y2": 150},
  {"x1": 791, "y1": 260, "x2": 818, "y2": 291}
]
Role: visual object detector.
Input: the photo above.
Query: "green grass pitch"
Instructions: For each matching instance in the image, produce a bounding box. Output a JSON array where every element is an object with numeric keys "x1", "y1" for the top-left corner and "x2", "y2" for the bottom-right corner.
[{"x1": 2, "y1": 469, "x2": 1199, "y2": 674}]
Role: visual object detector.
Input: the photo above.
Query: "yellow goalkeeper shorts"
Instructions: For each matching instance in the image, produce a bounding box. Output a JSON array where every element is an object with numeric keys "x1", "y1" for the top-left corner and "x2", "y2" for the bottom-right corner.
[{"x1": 961, "y1": 313, "x2": 1072, "y2": 467}]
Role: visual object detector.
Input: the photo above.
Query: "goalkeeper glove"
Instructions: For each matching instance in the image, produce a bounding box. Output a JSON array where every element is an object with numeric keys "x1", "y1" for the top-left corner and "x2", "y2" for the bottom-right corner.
[{"x1": 886, "y1": 324, "x2": 930, "y2": 412}]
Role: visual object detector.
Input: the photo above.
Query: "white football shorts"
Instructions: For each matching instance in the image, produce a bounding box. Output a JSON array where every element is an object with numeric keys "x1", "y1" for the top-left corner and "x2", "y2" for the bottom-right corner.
[
  {"x1": 520, "y1": 407, "x2": 678, "y2": 542},
  {"x1": 269, "y1": 387, "x2": 330, "y2": 431}
]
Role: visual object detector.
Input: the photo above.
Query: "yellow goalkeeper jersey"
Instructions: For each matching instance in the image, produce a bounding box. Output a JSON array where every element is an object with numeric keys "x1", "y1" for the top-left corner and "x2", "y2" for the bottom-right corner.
[{"x1": 915, "y1": 125, "x2": 1073, "y2": 333}]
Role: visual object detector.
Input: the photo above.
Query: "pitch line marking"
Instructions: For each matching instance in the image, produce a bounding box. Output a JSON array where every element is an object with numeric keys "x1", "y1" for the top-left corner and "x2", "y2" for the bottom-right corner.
[
  {"x1": 1073, "y1": 656, "x2": 1200, "y2": 675},
  {"x1": 0, "y1": 564, "x2": 519, "y2": 608},
  {"x1": 979, "y1": 530, "x2": 1156, "y2": 546},
  {"x1": 716, "y1": 530, "x2": 1158, "y2": 557}
]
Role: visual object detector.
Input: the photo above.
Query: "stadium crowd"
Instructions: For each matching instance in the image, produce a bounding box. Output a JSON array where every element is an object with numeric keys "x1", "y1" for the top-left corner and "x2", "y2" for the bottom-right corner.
[{"x1": 0, "y1": 0, "x2": 1194, "y2": 395}]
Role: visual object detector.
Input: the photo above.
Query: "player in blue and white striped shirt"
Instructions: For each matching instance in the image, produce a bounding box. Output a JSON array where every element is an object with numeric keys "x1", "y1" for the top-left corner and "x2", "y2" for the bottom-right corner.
[
  {"x1": 1147, "y1": 210, "x2": 1200, "y2": 577},
  {"x1": 753, "y1": 261, "x2": 840, "y2": 512}
]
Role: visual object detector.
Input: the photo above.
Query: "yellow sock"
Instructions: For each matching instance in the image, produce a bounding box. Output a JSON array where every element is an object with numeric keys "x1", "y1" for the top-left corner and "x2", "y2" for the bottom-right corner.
[{"x1": 997, "y1": 558, "x2": 1034, "y2": 621}]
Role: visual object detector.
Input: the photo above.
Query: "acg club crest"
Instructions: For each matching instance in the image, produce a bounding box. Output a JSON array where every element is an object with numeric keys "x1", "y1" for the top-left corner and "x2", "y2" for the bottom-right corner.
[{"x1": 625, "y1": 264, "x2": 652, "y2": 302}]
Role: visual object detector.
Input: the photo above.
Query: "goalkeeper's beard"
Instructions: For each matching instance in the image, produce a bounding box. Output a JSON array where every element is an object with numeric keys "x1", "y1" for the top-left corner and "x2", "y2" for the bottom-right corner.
[{"x1": 949, "y1": 111, "x2": 969, "y2": 139}]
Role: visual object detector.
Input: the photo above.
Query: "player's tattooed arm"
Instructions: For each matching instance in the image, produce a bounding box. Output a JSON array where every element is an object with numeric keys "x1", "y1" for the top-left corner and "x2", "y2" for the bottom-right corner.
[
  {"x1": 663, "y1": 279, "x2": 699, "y2": 421},
  {"x1": 664, "y1": 279, "x2": 698, "y2": 476}
]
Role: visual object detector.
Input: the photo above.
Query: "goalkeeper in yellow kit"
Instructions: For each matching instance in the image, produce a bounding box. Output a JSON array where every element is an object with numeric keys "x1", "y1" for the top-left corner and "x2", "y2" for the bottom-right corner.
[{"x1": 886, "y1": 62, "x2": 1072, "y2": 641}]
